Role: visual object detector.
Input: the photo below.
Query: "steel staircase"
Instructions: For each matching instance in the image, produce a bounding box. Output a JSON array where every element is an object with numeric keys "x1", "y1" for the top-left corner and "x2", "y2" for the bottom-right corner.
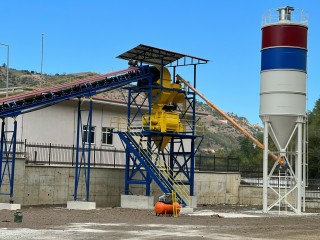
[{"x1": 117, "y1": 123, "x2": 191, "y2": 206}]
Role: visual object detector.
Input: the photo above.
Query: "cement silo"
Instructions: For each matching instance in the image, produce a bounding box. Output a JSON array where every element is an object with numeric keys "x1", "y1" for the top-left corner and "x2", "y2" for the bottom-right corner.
[{"x1": 260, "y1": 6, "x2": 308, "y2": 214}]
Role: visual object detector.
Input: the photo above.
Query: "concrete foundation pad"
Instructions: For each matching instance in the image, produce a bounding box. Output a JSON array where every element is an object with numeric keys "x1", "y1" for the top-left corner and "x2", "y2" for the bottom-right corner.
[
  {"x1": 189, "y1": 196, "x2": 197, "y2": 208},
  {"x1": 180, "y1": 207, "x2": 194, "y2": 214},
  {"x1": 121, "y1": 195, "x2": 154, "y2": 209},
  {"x1": 0, "y1": 203, "x2": 21, "y2": 210},
  {"x1": 67, "y1": 201, "x2": 96, "y2": 210}
]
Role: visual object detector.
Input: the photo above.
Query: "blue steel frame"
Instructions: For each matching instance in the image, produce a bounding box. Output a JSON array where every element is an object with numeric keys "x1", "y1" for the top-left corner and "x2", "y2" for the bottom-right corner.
[
  {"x1": 0, "y1": 117, "x2": 18, "y2": 203},
  {"x1": 74, "y1": 97, "x2": 93, "y2": 201},
  {"x1": 122, "y1": 64, "x2": 203, "y2": 203}
]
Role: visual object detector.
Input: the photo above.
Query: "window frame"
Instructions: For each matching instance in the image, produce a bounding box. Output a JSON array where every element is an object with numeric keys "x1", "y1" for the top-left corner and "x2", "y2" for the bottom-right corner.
[{"x1": 102, "y1": 127, "x2": 114, "y2": 146}]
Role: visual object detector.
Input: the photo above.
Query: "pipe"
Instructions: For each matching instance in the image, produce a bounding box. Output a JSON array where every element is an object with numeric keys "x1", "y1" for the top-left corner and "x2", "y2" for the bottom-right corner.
[{"x1": 176, "y1": 74, "x2": 283, "y2": 165}]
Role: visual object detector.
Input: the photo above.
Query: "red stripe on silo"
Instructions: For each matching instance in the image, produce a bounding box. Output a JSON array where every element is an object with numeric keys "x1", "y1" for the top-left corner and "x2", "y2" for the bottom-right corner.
[{"x1": 262, "y1": 24, "x2": 308, "y2": 49}]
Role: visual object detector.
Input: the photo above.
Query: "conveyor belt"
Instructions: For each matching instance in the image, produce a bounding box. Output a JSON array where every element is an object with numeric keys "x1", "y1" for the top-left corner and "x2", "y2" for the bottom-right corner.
[{"x1": 0, "y1": 66, "x2": 153, "y2": 118}]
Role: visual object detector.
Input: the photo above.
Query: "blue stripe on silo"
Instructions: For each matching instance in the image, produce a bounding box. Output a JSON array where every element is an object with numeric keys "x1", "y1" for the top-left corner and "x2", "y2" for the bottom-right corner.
[{"x1": 261, "y1": 47, "x2": 307, "y2": 71}]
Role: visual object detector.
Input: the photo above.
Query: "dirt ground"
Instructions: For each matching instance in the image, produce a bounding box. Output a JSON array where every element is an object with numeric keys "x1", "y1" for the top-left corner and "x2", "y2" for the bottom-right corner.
[{"x1": 1, "y1": 204, "x2": 320, "y2": 240}]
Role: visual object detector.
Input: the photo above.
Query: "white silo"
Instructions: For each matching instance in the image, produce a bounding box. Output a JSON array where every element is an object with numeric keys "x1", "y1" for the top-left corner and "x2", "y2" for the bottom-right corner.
[{"x1": 260, "y1": 6, "x2": 308, "y2": 214}]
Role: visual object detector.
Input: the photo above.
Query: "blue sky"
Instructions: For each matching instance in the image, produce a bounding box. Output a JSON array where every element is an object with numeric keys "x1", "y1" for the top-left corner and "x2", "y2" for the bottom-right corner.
[{"x1": 0, "y1": 0, "x2": 319, "y2": 124}]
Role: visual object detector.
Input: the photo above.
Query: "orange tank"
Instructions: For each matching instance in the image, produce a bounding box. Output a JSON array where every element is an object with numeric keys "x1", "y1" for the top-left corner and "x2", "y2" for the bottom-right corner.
[{"x1": 154, "y1": 201, "x2": 181, "y2": 216}]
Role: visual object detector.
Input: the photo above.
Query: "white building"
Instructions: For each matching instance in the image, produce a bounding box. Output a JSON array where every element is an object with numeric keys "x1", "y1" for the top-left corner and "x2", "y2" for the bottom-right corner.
[{"x1": 14, "y1": 96, "x2": 128, "y2": 149}]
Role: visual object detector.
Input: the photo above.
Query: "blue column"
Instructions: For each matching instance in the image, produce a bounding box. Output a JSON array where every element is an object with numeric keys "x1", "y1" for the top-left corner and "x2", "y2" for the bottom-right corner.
[
  {"x1": 85, "y1": 97, "x2": 93, "y2": 201},
  {"x1": 9, "y1": 118, "x2": 17, "y2": 203},
  {"x1": 0, "y1": 119, "x2": 4, "y2": 188},
  {"x1": 124, "y1": 148, "x2": 130, "y2": 195},
  {"x1": 124, "y1": 89, "x2": 131, "y2": 195},
  {"x1": 169, "y1": 138, "x2": 174, "y2": 185},
  {"x1": 74, "y1": 98, "x2": 81, "y2": 201},
  {"x1": 190, "y1": 138, "x2": 195, "y2": 196}
]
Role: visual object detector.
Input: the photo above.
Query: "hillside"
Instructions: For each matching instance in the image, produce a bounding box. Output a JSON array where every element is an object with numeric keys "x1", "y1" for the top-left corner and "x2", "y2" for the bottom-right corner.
[
  {"x1": 0, "y1": 65, "x2": 97, "y2": 88},
  {"x1": 0, "y1": 66, "x2": 262, "y2": 153},
  {"x1": 196, "y1": 101, "x2": 262, "y2": 153}
]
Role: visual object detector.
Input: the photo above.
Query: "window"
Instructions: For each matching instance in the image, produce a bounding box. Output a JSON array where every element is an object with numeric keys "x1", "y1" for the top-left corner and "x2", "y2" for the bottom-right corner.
[
  {"x1": 83, "y1": 125, "x2": 95, "y2": 144},
  {"x1": 102, "y1": 127, "x2": 114, "y2": 145}
]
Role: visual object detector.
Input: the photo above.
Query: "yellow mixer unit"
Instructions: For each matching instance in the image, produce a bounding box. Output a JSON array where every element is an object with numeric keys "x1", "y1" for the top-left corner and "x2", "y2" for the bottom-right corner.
[
  {"x1": 142, "y1": 66, "x2": 185, "y2": 132},
  {"x1": 142, "y1": 66, "x2": 185, "y2": 150}
]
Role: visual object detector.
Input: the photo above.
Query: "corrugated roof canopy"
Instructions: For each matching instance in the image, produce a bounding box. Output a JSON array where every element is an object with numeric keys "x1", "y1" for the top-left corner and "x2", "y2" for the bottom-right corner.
[{"x1": 117, "y1": 44, "x2": 209, "y2": 67}]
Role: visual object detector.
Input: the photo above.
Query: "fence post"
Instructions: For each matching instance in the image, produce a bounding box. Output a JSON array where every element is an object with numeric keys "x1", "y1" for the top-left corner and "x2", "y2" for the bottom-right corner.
[
  {"x1": 24, "y1": 139, "x2": 27, "y2": 157},
  {"x1": 72, "y1": 144, "x2": 75, "y2": 166},
  {"x1": 213, "y1": 155, "x2": 216, "y2": 171},
  {"x1": 94, "y1": 146, "x2": 96, "y2": 167},
  {"x1": 227, "y1": 157, "x2": 230, "y2": 172},
  {"x1": 237, "y1": 157, "x2": 240, "y2": 172},
  {"x1": 199, "y1": 154, "x2": 202, "y2": 171},
  {"x1": 48, "y1": 143, "x2": 52, "y2": 165},
  {"x1": 34, "y1": 151, "x2": 37, "y2": 162},
  {"x1": 114, "y1": 149, "x2": 116, "y2": 168}
]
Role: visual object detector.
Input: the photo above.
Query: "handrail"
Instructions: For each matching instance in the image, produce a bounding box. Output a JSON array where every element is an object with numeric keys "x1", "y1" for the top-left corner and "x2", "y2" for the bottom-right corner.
[
  {"x1": 261, "y1": 8, "x2": 308, "y2": 26},
  {"x1": 127, "y1": 125, "x2": 191, "y2": 204},
  {"x1": 125, "y1": 130, "x2": 190, "y2": 205},
  {"x1": 111, "y1": 116, "x2": 191, "y2": 205},
  {"x1": 176, "y1": 74, "x2": 284, "y2": 165}
]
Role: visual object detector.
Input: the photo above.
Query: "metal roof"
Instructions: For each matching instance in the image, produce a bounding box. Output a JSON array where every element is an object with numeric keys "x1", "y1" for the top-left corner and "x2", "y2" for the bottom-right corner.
[{"x1": 117, "y1": 44, "x2": 209, "y2": 67}]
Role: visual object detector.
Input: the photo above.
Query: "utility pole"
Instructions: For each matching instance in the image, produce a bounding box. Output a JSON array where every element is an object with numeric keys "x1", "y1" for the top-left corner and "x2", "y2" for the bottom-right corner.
[
  {"x1": 0, "y1": 43, "x2": 9, "y2": 97},
  {"x1": 41, "y1": 33, "x2": 44, "y2": 75}
]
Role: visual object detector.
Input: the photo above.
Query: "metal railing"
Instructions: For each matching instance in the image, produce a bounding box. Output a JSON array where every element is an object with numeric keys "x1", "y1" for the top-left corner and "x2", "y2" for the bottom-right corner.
[
  {"x1": 195, "y1": 154, "x2": 240, "y2": 172},
  {"x1": 262, "y1": 8, "x2": 308, "y2": 26},
  {"x1": 13, "y1": 138, "x2": 240, "y2": 173},
  {"x1": 23, "y1": 141, "x2": 126, "y2": 167},
  {"x1": 241, "y1": 168, "x2": 320, "y2": 202}
]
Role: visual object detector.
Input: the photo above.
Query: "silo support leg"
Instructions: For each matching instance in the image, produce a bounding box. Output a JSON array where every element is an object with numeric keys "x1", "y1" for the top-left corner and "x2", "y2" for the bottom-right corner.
[
  {"x1": 296, "y1": 122, "x2": 303, "y2": 214},
  {"x1": 263, "y1": 121, "x2": 269, "y2": 213}
]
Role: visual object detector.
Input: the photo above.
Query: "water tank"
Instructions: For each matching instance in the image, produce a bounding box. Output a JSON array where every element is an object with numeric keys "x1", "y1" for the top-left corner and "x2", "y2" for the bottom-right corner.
[{"x1": 260, "y1": 6, "x2": 308, "y2": 149}]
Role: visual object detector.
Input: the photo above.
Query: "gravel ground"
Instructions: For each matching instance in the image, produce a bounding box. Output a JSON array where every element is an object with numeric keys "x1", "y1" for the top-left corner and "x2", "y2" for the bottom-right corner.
[{"x1": 1, "y1": 205, "x2": 320, "y2": 239}]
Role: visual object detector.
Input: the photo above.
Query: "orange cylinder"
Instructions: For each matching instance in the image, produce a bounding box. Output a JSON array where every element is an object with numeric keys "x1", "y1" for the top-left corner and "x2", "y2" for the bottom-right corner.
[{"x1": 154, "y1": 201, "x2": 181, "y2": 216}]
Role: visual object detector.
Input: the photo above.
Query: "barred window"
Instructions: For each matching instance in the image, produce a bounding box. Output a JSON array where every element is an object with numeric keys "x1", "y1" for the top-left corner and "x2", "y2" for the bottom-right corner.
[{"x1": 83, "y1": 125, "x2": 95, "y2": 144}]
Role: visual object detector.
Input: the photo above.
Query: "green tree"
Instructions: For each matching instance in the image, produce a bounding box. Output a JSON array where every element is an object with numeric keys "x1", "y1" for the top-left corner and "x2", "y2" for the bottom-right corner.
[
  {"x1": 308, "y1": 98, "x2": 320, "y2": 178},
  {"x1": 234, "y1": 133, "x2": 263, "y2": 169}
]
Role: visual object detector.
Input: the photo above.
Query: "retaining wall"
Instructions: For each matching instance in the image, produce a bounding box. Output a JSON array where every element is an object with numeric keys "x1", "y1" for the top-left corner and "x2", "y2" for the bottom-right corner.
[
  {"x1": 0, "y1": 159, "x2": 241, "y2": 207},
  {"x1": 2, "y1": 160, "x2": 319, "y2": 209}
]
